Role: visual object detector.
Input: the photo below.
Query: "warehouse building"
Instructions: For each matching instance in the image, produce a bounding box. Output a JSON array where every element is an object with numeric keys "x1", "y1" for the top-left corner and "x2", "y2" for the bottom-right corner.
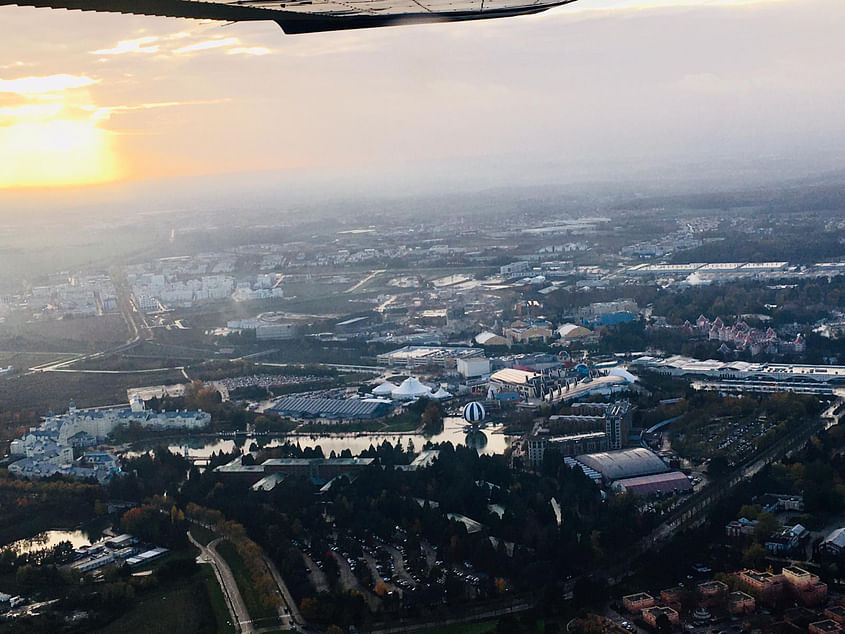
[
  {"x1": 574, "y1": 447, "x2": 670, "y2": 483},
  {"x1": 611, "y1": 472, "x2": 692, "y2": 496},
  {"x1": 377, "y1": 345, "x2": 485, "y2": 369},
  {"x1": 272, "y1": 397, "x2": 392, "y2": 420}
]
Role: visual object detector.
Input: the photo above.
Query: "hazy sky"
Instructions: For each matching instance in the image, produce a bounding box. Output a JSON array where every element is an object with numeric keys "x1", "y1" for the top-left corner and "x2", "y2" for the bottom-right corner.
[{"x1": 0, "y1": 0, "x2": 843, "y2": 192}]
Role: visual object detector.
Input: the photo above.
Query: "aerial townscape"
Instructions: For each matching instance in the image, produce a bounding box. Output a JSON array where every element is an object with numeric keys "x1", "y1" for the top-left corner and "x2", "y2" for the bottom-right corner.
[
  {"x1": 0, "y1": 0, "x2": 842, "y2": 628},
  {"x1": 0, "y1": 177, "x2": 843, "y2": 634}
]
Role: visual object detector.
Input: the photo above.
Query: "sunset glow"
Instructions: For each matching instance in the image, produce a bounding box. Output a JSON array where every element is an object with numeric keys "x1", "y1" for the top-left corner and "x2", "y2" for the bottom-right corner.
[
  {"x1": 0, "y1": 0, "x2": 840, "y2": 191},
  {"x1": 0, "y1": 118, "x2": 120, "y2": 188}
]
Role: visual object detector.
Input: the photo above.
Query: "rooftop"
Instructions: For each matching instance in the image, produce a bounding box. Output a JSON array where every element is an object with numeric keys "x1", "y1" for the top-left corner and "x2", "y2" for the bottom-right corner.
[{"x1": 576, "y1": 448, "x2": 670, "y2": 481}]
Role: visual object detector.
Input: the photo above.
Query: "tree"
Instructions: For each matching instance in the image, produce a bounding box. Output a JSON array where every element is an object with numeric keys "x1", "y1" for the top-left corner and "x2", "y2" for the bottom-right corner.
[
  {"x1": 742, "y1": 543, "x2": 767, "y2": 570},
  {"x1": 656, "y1": 613, "x2": 672, "y2": 634},
  {"x1": 421, "y1": 401, "x2": 444, "y2": 435},
  {"x1": 738, "y1": 504, "x2": 762, "y2": 520},
  {"x1": 707, "y1": 456, "x2": 731, "y2": 479},
  {"x1": 753, "y1": 513, "x2": 780, "y2": 544}
]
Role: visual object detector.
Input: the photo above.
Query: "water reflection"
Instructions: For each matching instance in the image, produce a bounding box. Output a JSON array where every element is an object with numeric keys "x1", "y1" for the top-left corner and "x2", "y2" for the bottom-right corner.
[
  {"x1": 2, "y1": 530, "x2": 91, "y2": 555},
  {"x1": 131, "y1": 417, "x2": 513, "y2": 460},
  {"x1": 464, "y1": 430, "x2": 488, "y2": 452}
]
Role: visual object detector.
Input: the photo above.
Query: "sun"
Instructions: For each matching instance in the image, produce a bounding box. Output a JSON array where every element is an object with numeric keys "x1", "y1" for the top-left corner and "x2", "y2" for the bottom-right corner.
[
  {"x1": 0, "y1": 74, "x2": 121, "y2": 189},
  {"x1": 0, "y1": 118, "x2": 121, "y2": 189}
]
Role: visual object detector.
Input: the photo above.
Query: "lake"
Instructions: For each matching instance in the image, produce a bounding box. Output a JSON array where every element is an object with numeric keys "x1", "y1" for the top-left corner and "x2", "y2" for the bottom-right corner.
[
  {"x1": 131, "y1": 416, "x2": 514, "y2": 460},
  {"x1": 2, "y1": 529, "x2": 92, "y2": 556}
]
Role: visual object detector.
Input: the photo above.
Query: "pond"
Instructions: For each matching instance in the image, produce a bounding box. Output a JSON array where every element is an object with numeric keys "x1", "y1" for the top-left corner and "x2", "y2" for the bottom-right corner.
[{"x1": 2, "y1": 529, "x2": 92, "y2": 556}]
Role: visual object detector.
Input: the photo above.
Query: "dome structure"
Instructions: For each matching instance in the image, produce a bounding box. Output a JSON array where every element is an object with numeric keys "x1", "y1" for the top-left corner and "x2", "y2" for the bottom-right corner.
[
  {"x1": 575, "y1": 448, "x2": 669, "y2": 482},
  {"x1": 462, "y1": 401, "x2": 486, "y2": 423},
  {"x1": 391, "y1": 377, "x2": 431, "y2": 400}
]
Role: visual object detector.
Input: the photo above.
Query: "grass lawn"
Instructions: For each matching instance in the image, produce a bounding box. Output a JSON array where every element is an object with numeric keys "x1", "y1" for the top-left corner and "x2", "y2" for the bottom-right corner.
[
  {"x1": 189, "y1": 523, "x2": 216, "y2": 547},
  {"x1": 216, "y1": 539, "x2": 279, "y2": 623},
  {"x1": 202, "y1": 564, "x2": 237, "y2": 634},
  {"x1": 94, "y1": 565, "x2": 234, "y2": 634}
]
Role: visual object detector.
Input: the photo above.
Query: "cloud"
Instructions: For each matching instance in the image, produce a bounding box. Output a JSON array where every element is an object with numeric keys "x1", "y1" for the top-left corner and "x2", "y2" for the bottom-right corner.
[
  {"x1": 93, "y1": 36, "x2": 160, "y2": 55},
  {"x1": 228, "y1": 47, "x2": 272, "y2": 56},
  {"x1": 174, "y1": 38, "x2": 239, "y2": 54},
  {"x1": 81, "y1": 99, "x2": 232, "y2": 122},
  {"x1": 0, "y1": 103, "x2": 63, "y2": 122},
  {"x1": 0, "y1": 74, "x2": 98, "y2": 95},
  {"x1": 679, "y1": 72, "x2": 752, "y2": 94}
]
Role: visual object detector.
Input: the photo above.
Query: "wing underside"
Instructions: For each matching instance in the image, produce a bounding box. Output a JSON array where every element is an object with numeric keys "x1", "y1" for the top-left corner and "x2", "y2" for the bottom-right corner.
[{"x1": 0, "y1": 0, "x2": 578, "y2": 33}]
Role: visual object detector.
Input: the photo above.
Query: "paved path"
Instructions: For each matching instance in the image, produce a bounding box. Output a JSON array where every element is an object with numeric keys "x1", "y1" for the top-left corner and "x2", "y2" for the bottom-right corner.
[
  {"x1": 421, "y1": 540, "x2": 437, "y2": 572},
  {"x1": 330, "y1": 552, "x2": 381, "y2": 611},
  {"x1": 189, "y1": 532, "x2": 253, "y2": 634},
  {"x1": 363, "y1": 551, "x2": 400, "y2": 596},
  {"x1": 301, "y1": 551, "x2": 329, "y2": 593},
  {"x1": 345, "y1": 269, "x2": 385, "y2": 294},
  {"x1": 385, "y1": 545, "x2": 418, "y2": 587},
  {"x1": 263, "y1": 553, "x2": 306, "y2": 631}
]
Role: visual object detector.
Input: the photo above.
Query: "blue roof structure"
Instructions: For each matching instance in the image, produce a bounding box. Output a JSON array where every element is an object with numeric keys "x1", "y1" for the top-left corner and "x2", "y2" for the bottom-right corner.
[{"x1": 272, "y1": 397, "x2": 391, "y2": 420}]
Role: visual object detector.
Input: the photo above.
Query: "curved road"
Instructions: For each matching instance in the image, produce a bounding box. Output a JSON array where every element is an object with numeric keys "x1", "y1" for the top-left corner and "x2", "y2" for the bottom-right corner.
[{"x1": 189, "y1": 532, "x2": 253, "y2": 634}]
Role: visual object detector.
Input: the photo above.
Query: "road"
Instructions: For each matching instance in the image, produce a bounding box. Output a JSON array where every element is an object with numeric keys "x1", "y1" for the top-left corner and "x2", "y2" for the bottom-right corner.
[
  {"x1": 301, "y1": 551, "x2": 329, "y2": 593},
  {"x1": 421, "y1": 540, "x2": 437, "y2": 572},
  {"x1": 189, "y1": 533, "x2": 253, "y2": 634},
  {"x1": 262, "y1": 553, "x2": 305, "y2": 632},
  {"x1": 345, "y1": 269, "x2": 385, "y2": 294},
  {"x1": 329, "y1": 551, "x2": 381, "y2": 611},
  {"x1": 362, "y1": 551, "x2": 398, "y2": 594},
  {"x1": 385, "y1": 545, "x2": 419, "y2": 588}
]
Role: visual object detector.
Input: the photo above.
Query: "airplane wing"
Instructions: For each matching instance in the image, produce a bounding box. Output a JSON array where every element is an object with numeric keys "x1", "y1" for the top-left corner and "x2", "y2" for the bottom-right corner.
[{"x1": 0, "y1": 0, "x2": 578, "y2": 33}]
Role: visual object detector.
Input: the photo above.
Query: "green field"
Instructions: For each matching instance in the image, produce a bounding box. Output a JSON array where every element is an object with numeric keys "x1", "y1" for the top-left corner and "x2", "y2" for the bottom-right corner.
[
  {"x1": 216, "y1": 539, "x2": 280, "y2": 623},
  {"x1": 94, "y1": 565, "x2": 234, "y2": 634}
]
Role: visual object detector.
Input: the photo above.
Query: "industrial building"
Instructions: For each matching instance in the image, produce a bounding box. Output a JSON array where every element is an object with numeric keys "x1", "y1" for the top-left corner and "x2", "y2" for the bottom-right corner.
[
  {"x1": 271, "y1": 396, "x2": 392, "y2": 420},
  {"x1": 457, "y1": 357, "x2": 491, "y2": 379},
  {"x1": 264, "y1": 457, "x2": 374, "y2": 480},
  {"x1": 377, "y1": 345, "x2": 485, "y2": 369},
  {"x1": 633, "y1": 356, "x2": 845, "y2": 395},
  {"x1": 526, "y1": 400, "x2": 633, "y2": 465},
  {"x1": 475, "y1": 331, "x2": 508, "y2": 347},
  {"x1": 489, "y1": 368, "x2": 543, "y2": 399},
  {"x1": 215, "y1": 456, "x2": 375, "y2": 485},
  {"x1": 574, "y1": 448, "x2": 670, "y2": 483},
  {"x1": 556, "y1": 323, "x2": 594, "y2": 342},
  {"x1": 611, "y1": 472, "x2": 692, "y2": 496}
]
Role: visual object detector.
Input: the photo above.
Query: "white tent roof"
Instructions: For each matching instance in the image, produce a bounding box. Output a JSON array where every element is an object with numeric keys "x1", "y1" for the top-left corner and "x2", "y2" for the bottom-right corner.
[
  {"x1": 371, "y1": 381, "x2": 397, "y2": 395},
  {"x1": 608, "y1": 368, "x2": 637, "y2": 383},
  {"x1": 475, "y1": 331, "x2": 505, "y2": 345},
  {"x1": 431, "y1": 387, "x2": 453, "y2": 400},
  {"x1": 557, "y1": 323, "x2": 592, "y2": 338},
  {"x1": 392, "y1": 377, "x2": 431, "y2": 399}
]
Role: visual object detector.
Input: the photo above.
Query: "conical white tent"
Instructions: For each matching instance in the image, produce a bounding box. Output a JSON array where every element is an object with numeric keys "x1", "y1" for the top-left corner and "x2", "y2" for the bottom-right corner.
[
  {"x1": 431, "y1": 387, "x2": 453, "y2": 400},
  {"x1": 371, "y1": 381, "x2": 397, "y2": 396},
  {"x1": 391, "y1": 377, "x2": 431, "y2": 400}
]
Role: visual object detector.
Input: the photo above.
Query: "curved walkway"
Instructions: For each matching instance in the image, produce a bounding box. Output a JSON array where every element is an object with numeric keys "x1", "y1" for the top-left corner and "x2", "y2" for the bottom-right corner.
[{"x1": 188, "y1": 532, "x2": 253, "y2": 634}]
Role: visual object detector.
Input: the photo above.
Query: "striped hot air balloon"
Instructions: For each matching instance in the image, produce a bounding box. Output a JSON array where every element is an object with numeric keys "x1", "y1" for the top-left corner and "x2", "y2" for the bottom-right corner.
[{"x1": 462, "y1": 402, "x2": 486, "y2": 424}]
